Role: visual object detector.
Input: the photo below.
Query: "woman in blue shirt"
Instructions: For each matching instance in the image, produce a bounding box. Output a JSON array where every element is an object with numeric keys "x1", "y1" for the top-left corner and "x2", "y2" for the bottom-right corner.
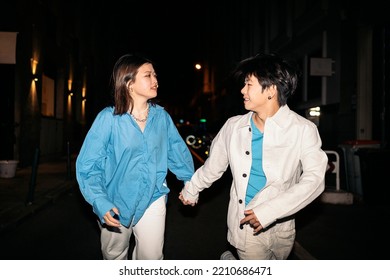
[{"x1": 76, "y1": 54, "x2": 194, "y2": 260}]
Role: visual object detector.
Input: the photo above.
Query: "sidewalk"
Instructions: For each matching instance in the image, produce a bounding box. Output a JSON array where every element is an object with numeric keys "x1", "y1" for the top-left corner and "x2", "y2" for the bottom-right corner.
[
  {"x1": 0, "y1": 156, "x2": 77, "y2": 234},
  {"x1": 294, "y1": 196, "x2": 390, "y2": 260}
]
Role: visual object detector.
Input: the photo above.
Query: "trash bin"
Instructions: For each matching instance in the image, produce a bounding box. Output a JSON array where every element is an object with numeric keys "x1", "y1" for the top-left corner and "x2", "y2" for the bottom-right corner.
[
  {"x1": 338, "y1": 140, "x2": 380, "y2": 199},
  {"x1": 0, "y1": 160, "x2": 19, "y2": 178}
]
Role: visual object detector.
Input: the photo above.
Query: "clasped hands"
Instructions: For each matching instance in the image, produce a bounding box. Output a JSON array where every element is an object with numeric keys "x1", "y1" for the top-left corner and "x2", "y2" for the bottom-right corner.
[{"x1": 178, "y1": 191, "x2": 196, "y2": 206}]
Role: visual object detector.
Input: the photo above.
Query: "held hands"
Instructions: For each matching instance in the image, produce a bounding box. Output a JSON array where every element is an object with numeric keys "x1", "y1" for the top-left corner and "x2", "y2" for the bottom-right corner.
[
  {"x1": 240, "y1": 209, "x2": 263, "y2": 234},
  {"x1": 178, "y1": 192, "x2": 197, "y2": 207},
  {"x1": 103, "y1": 207, "x2": 121, "y2": 227}
]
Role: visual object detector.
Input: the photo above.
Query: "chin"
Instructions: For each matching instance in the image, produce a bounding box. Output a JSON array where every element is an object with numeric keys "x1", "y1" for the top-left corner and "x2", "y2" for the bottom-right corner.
[{"x1": 244, "y1": 104, "x2": 252, "y2": 111}]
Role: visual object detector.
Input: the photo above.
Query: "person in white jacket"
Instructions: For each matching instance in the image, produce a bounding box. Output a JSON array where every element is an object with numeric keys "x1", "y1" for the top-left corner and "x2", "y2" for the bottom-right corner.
[{"x1": 179, "y1": 53, "x2": 328, "y2": 260}]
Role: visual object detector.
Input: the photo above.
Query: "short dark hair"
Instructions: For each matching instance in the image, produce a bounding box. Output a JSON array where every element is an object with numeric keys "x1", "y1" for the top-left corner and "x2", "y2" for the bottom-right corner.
[{"x1": 233, "y1": 53, "x2": 300, "y2": 106}]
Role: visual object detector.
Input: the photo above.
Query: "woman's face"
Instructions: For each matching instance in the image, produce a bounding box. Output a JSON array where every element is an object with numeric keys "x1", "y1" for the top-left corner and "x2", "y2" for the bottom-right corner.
[{"x1": 130, "y1": 63, "x2": 158, "y2": 101}]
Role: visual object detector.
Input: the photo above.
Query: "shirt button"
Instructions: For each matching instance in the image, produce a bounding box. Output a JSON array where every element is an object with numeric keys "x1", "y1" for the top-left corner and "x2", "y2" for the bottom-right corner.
[
  {"x1": 249, "y1": 127, "x2": 252, "y2": 132},
  {"x1": 239, "y1": 199, "x2": 243, "y2": 204},
  {"x1": 239, "y1": 224, "x2": 244, "y2": 229},
  {"x1": 242, "y1": 173, "x2": 247, "y2": 178},
  {"x1": 245, "y1": 151, "x2": 250, "y2": 155}
]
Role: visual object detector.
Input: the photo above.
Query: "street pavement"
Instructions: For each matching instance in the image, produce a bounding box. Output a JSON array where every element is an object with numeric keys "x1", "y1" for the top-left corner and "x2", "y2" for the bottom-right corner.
[
  {"x1": 0, "y1": 154, "x2": 389, "y2": 260},
  {"x1": 0, "y1": 156, "x2": 77, "y2": 234}
]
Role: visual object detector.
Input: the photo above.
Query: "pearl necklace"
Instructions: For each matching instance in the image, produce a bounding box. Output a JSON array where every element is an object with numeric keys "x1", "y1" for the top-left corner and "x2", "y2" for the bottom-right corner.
[
  {"x1": 131, "y1": 114, "x2": 147, "y2": 122},
  {"x1": 130, "y1": 105, "x2": 149, "y2": 122}
]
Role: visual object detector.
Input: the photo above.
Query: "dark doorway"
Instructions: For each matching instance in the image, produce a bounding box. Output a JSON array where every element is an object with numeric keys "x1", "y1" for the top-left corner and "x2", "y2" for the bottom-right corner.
[{"x1": 0, "y1": 64, "x2": 16, "y2": 159}]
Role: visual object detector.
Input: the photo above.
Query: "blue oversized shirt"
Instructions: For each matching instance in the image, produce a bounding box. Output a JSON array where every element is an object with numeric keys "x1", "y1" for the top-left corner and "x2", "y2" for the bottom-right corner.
[{"x1": 76, "y1": 105, "x2": 194, "y2": 227}]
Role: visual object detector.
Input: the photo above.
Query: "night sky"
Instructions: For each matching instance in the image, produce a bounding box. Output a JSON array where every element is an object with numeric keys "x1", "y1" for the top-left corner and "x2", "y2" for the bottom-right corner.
[{"x1": 73, "y1": 1, "x2": 229, "y2": 109}]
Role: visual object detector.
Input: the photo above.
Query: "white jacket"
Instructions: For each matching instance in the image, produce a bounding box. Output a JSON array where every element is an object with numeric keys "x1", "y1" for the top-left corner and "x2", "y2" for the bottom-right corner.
[{"x1": 182, "y1": 105, "x2": 328, "y2": 250}]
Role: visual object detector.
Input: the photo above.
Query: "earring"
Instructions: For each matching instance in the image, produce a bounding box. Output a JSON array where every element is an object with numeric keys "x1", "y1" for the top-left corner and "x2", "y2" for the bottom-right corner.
[{"x1": 268, "y1": 96, "x2": 272, "y2": 100}]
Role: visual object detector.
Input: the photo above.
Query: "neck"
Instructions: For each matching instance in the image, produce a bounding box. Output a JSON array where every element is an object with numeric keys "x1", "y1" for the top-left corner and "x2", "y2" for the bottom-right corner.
[
  {"x1": 252, "y1": 104, "x2": 280, "y2": 129},
  {"x1": 129, "y1": 103, "x2": 149, "y2": 123},
  {"x1": 131, "y1": 103, "x2": 149, "y2": 115},
  {"x1": 255, "y1": 103, "x2": 279, "y2": 119},
  {"x1": 254, "y1": 112, "x2": 265, "y2": 123}
]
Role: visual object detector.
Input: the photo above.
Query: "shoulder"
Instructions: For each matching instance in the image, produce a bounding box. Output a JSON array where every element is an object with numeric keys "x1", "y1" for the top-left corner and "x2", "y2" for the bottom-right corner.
[
  {"x1": 215, "y1": 113, "x2": 251, "y2": 137},
  {"x1": 289, "y1": 110, "x2": 317, "y2": 128},
  {"x1": 153, "y1": 104, "x2": 167, "y2": 113},
  {"x1": 151, "y1": 104, "x2": 172, "y2": 119},
  {"x1": 277, "y1": 105, "x2": 317, "y2": 128},
  {"x1": 93, "y1": 107, "x2": 115, "y2": 124},
  {"x1": 224, "y1": 112, "x2": 251, "y2": 127},
  {"x1": 97, "y1": 106, "x2": 115, "y2": 116}
]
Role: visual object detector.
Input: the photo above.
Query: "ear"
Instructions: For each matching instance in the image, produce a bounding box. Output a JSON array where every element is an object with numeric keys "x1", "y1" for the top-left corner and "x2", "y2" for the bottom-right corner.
[{"x1": 126, "y1": 81, "x2": 133, "y2": 91}]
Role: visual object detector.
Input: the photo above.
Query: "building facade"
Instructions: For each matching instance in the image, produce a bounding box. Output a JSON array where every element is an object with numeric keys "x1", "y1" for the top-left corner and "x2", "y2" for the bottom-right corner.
[{"x1": 0, "y1": 0, "x2": 388, "y2": 168}]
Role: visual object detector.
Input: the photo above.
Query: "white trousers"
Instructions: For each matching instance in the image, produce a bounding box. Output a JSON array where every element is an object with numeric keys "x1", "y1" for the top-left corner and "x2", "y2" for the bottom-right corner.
[
  {"x1": 236, "y1": 224, "x2": 295, "y2": 260},
  {"x1": 100, "y1": 195, "x2": 166, "y2": 260}
]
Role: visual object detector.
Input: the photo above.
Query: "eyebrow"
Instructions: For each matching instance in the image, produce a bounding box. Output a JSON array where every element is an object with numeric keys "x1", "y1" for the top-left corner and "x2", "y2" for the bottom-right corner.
[{"x1": 140, "y1": 70, "x2": 155, "y2": 75}]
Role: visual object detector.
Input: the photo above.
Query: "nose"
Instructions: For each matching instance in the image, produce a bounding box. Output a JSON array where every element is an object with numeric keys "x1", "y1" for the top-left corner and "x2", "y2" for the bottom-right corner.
[{"x1": 241, "y1": 85, "x2": 246, "y2": 94}]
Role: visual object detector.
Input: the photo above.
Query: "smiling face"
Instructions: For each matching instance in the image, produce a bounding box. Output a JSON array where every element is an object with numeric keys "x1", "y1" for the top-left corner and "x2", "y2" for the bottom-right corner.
[
  {"x1": 129, "y1": 63, "x2": 159, "y2": 102},
  {"x1": 241, "y1": 74, "x2": 270, "y2": 112}
]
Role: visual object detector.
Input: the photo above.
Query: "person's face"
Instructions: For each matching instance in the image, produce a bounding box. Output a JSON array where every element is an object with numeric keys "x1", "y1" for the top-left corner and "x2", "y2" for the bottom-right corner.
[
  {"x1": 241, "y1": 74, "x2": 269, "y2": 111},
  {"x1": 130, "y1": 63, "x2": 158, "y2": 100}
]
